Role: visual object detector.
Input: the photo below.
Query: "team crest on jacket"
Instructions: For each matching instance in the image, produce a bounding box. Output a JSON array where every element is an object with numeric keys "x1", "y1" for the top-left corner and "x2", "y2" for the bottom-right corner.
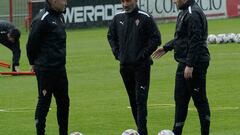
[
  {"x1": 135, "y1": 19, "x2": 140, "y2": 26},
  {"x1": 42, "y1": 89, "x2": 47, "y2": 96}
]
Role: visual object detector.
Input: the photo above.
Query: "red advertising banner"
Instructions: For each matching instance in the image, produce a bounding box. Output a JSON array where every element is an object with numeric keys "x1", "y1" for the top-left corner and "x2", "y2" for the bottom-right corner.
[
  {"x1": 239, "y1": 0, "x2": 240, "y2": 15},
  {"x1": 227, "y1": 0, "x2": 240, "y2": 17}
]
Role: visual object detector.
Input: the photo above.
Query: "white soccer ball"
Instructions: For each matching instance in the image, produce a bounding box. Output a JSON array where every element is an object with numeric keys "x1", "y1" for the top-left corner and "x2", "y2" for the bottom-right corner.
[
  {"x1": 158, "y1": 130, "x2": 175, "y2": 135},
  {"x1": 70, "y1": 132, "x2": 83, "y2": 135},
  {"x1": 222, "y1": 34, "x2": 231, "y2": 43},
  {"x1": 122, "y1": 129, "x2": 139, "y2": 135},
  {"x1": 227, "y1": 33, "x2": 236, "y2": 42},
  {"x1": 233, "y1": 33, "x2": 240, "y2": 43},
  {"x1": 216, "y1": 34, "x2": 225, "y2": 44},
  {"x1": 207, "y1": 34, "x2": 217, "y2": 44}
]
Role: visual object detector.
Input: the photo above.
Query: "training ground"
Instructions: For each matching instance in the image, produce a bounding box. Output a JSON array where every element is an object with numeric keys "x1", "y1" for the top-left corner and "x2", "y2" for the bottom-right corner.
[{"x1": 0, "y1": 18, "x2": 240, "y2": 135}]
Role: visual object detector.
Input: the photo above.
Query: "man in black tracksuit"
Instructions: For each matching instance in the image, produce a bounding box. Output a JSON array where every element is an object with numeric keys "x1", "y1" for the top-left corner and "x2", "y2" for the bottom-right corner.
[
  {"x1": 0, "y1": 20, "x2": 21, "y2": 71},
  {"x1": 26, "y1": 0, "x2": 69, "y2": 135},
  {"x1": 107, "y1": 0, "x2": 161, "y2": 134},
  {"x1": 153, "y1": 0, "x2": 210, "y2": 135}
]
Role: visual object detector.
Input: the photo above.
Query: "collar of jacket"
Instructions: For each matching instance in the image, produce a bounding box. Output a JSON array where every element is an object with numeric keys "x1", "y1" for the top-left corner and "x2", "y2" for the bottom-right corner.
[
  {"x1": 45, "y1": 1, "x2": 66, "y2": 15},
  {"x1": 179, "y1": 0, "x2": 195, "y2": 10},
  {"x1": 126, "y1": 6, "x2": 139, "y2": 16}
]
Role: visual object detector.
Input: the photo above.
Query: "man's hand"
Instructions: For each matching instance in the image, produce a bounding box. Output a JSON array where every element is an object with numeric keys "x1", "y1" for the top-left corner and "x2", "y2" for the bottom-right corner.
[
  {"x1": 184, "y1": 66, "x2": 193, "y2": 79},
  {"x1": 14, "y1": 66, "x2": 20, "y2": 72},
  {"x1": 152, "y1": 47, "x2": 166, "y2": 59},
  {"x1": 30, "y1": 65, "x2": 35, "y2": 72}
]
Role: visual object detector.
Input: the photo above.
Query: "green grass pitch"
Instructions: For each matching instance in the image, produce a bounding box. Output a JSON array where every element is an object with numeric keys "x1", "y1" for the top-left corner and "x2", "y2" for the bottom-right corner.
[{"x1": 0, "y1": 18, "x2": 240, "y2": 135}]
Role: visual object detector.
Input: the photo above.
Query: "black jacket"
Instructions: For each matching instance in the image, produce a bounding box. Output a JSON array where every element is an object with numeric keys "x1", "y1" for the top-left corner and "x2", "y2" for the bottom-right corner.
[
  {"x1": 26, "y1": 2, "x2": 66, "y2": 71},
  {"x1": 108, "y1": 7, "x2": 161, "y2": 65},
  {"x1": 0, "y1": 20, "x2": 21, "y2": 66},
  {"x1": 163, "y1": 0, "x2": 210, "y2": 67}
]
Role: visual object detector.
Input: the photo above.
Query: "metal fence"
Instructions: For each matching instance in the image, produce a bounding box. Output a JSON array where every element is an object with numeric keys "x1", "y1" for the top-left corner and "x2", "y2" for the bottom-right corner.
[
  {"x1": 0, "y1": 1, "x2": 10, "y2": 21},
  {"x1": 0, "y1": 0, "x2": 28, "y2": 28}
]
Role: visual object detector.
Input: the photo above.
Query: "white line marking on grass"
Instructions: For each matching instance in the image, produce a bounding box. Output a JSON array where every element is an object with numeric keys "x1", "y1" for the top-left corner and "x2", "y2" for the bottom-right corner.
[
  {"x1": 127, "y1": 104, "x2": 239, "y2": 111},
  {"x1": 0, "y1": 109, "x2": 6, "y2": 112},
  {"x1": 0, "y1": 108, "x2": 52, "y2": 113},
  {"x1": 216, "y1": 52, "x2": 240, "y2": 56},
  {"x1": 127, "y1": 104, "x2": 175, "y2": 109},
  {"x1": 188, "y1": 107, "x2": 239, "y2": 111}
]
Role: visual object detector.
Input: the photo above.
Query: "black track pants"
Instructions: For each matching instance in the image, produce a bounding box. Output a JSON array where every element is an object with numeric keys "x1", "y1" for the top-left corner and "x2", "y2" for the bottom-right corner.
[
  {"x1": 35, "y1": 70, "x2": 69, "y2": 135},
  {"x1": 120, "y1": 62, "x2": 150, "y2": 135},
  {"x1": 173, "y1": 63, "x2": 210, "y2": 135}
]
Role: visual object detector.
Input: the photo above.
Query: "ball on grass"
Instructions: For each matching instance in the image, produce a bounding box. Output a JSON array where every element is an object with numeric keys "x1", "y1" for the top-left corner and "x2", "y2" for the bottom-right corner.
[
  {"x1": 122, "y1": 129, "x2": 139, "y2": 135},
  {"x1": 158, "y1": 129, "x2": 175, "y2": 135}
]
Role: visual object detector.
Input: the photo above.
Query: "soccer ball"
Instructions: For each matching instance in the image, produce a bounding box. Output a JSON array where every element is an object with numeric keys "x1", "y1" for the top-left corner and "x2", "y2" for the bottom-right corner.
[
  {"x1": 207, "y1": 34, "x2": 217, "y2": 44},
  {"x1": 222, "y1": 34, "x2": 231, "y2": 43},
  {"x1": 216, "y1": 34, "x2": 225, "y2": 44},
  {"x1": 70, "y1": 132, "x2": 83, "y2": 135},
  {"x1": 233, "y1": 33, "x2": 240, "y2": 43},
  {"x1": 158, "y1": 130, "x2": 175, "y2": 135},
  {"x1": 227, "y1": 33, "x2": 236, "y2": 42},
  {"x1": 122, "y1": 129, "x2": 139, "y2": 135}
]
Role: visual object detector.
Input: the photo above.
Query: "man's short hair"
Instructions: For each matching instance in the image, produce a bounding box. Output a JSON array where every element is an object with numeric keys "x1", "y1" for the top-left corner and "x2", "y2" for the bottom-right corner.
[
  {"x1": 9, "y1": 28, "x2": 21, "y2": 41},
  {"x1": 46, "y1": 0, "x2": 53, "y2": 4}
]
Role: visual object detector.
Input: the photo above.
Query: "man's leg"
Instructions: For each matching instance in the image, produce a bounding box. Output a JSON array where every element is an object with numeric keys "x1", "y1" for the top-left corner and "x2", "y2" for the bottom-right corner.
[
  {"x1": 173, "y1": 64, "x2": 191, "y2": 135},
  {"x1": 53, "y1": 71, "x2": 70, "y2": 135},
  {"x1": 135, "y1": 63, "x2": 150, "y2": 135},
  {"x1": 120, "y1": 65, "x2": 138, "y2": 126},
  {"x1": 190, "y1": 64, "x2": 210, "y2": 135},
  {"x1": 35, "y1": 71, "x2": 53, "y2": 135}
]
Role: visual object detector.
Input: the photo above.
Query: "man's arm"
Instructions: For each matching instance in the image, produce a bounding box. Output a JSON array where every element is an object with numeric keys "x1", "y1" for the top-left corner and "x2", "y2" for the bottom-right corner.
[
  {"x1": 139, "y1": 17, "x2": 161, "y2": 60},
  {"x1": 163, "y1": 39, "x2": 175, "y2": 52},
  {"x1": 184, "y1": 12, "x2": 204, "y2": 79},
  {"x1": 186, "y1": 12, "x2": 204, "y2": 67},
  {"x1": 11, "y1": 40, "x2": 21, "y2": 71},
  {"x1": 26, "y1": 20, "x2": 44, "y2": 65},
  {"x1": 107, "y1": 17, "x2": 120, "y2": 60},
  {"x1": 152, "y1": 39, "x2": 175, "y2": 59}
]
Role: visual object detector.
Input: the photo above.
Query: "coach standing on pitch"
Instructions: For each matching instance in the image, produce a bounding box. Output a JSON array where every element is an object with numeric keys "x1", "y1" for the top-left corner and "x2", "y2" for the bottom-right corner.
[
  {"x1": 0, "y1": 20, "x2": 21, "y2": 72},
  {"x1": 26, "y1": 0, "x2": 69, "y2": 135},
  {"x1": 107, "y1": 0, "x2": 161, "y2": 134},
  {"x1": 152, "y1": 0, "x2": 211, "y2": 135}
]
